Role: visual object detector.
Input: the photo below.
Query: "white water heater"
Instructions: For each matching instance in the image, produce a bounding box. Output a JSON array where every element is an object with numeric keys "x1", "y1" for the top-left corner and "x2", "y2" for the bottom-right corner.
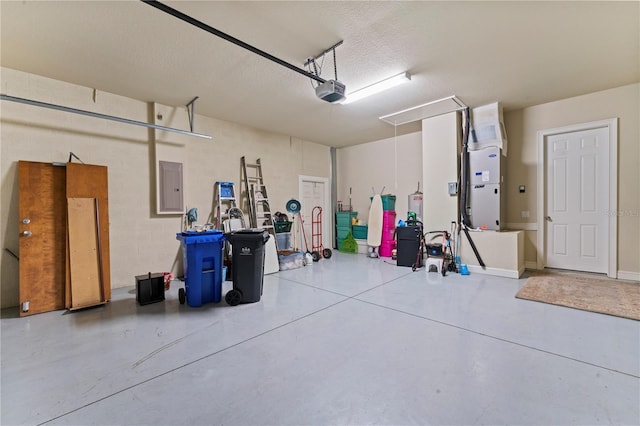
[{"x1": 408, "y1": 190, "x2": 423, "y2": 221}]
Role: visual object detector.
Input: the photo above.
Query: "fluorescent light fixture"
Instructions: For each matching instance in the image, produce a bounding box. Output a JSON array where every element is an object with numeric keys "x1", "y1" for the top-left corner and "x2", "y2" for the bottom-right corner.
[
  {"x1": 342, "y1": 72, "x2": 411, "y2": 105},
  {"x1": 379, "y1": 95, "x2": 467, "y2": 126}
]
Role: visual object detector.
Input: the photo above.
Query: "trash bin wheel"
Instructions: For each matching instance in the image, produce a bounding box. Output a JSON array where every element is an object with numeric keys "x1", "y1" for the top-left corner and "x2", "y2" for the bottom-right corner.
[
  {"x1": 322, "y1": 248, "x2": 332, "y2": 259},
  {"x1": 311, "y1": 251, "x2": 321, "y2": 262},
  {"x1": 178, "y1": 288, "x2": 186, "y2": 305},
  {"x1": 225, "y1": 289, "x2": 242, "y2": 306}
]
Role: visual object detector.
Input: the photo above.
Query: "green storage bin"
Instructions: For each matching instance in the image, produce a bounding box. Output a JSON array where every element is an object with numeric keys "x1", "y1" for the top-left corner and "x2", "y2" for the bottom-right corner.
[
  {"x1": 336, "y1": 225, "x2": 351, "y2": 240},
  {"x1": 336, "y1": 211, "x2": 357, "y2": 227},
  {"x1": 352, "y1": 225, "x2": 368, "y2": 239},
  {"x1": 274, "y1": 221, "x2": 292, "y2": 233},
  {"x1": 382, "y1": 195, "x2": 396, "y2": 210},
  {"x1": 370, "y1": 195, "x2": 396, "y2": 211}
]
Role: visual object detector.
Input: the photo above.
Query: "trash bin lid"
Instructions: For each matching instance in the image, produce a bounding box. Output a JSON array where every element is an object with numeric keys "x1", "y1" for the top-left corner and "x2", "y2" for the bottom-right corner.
[
  {"x1": 178, "y1": 230, "x2": 223, "y2": 236},
  {"x1": 176, "y1": 230, "x2": 225, "y2": 243},
  {"x1": 226, "y1": 228, "x2": 270, "y2": 242},
  {"x1": 235, "y1": 228, "x2": 266, "y2": 234}
]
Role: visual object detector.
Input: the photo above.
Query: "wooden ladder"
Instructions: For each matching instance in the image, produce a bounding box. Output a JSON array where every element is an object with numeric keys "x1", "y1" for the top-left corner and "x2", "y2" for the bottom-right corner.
[{"x1": 240, "y1": 157, "x2": 278, "y2": 249}]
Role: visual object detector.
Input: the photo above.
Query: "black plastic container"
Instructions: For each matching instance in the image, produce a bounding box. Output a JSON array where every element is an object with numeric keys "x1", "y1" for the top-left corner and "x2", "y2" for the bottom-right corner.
[
  {"x1": 397, "y1": 225, "x2": 423, "y2": 267},
  {"x1": 426, "y1": 243, "x2": 443, "y2": 256},
  {"x1": 135, "y1": 272, "x2": 165, "y2": 305},
  {"x1": 225, "y1": 229, "x2": 270, "y2": 305}
]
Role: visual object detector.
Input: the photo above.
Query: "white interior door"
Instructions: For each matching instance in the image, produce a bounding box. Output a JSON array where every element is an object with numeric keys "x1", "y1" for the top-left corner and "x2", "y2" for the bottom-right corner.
[
  {"x1": 545, "y1": 127, "x2": 609, "y2": 273},
  {"x1": 299, "y1": 176, "x2": 330, "y2": 251}
]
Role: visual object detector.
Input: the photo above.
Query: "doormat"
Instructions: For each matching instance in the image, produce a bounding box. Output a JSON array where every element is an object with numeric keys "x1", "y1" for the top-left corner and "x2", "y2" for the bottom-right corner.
[{"x1": 516, "y1": 274, "x2": 640, "y2": 320}]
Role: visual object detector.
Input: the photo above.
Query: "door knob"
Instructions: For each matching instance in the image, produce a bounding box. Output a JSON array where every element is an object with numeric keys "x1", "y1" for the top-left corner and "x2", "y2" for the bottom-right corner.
[
  {"x1": 22, "y1": 230, "x2": 32, "y2": 237},
  {"x1": 545, "y1": 216, "x2": 552, "y2": 222}
]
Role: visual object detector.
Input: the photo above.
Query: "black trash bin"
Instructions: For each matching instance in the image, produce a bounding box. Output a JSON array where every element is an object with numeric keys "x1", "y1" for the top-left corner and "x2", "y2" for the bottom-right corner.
[
  {"x1": 225, "y1": 228, "x2": 270, "y2": 306},
  {"x1": 397, "y1": 223, "x2": 423, "y2": 268}
]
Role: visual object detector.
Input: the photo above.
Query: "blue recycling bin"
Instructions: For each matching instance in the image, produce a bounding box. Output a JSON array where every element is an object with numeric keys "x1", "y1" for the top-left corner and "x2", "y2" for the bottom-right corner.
[{"x1": 176, "y1": 230, "x2": 225, "y2": 307}]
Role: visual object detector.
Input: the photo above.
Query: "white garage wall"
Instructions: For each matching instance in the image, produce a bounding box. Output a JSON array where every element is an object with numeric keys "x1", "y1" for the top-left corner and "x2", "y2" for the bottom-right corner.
[
  {"x1": 2, "y1": 69, "x2": 637, "y2": 310},
  {"x1": 337, "y1": 83, "x2": 639, "y2": 279},
  {"x1": 0, "y1": 67, "x2": 330, "y2": 308},
  {"x1": 505, "y1": 83, "x2": 639, "y2": 277},
  {"x1": 336, "y1": 132, "x2": 422, "y2": 226},
  {"x1": 421, "y1": 112, "x2": 460, "y2": 232}
]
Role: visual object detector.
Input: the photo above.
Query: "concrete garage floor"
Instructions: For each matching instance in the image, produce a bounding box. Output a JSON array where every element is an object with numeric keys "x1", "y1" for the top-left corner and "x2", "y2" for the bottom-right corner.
[{"x1": 2, "y1": 252, "x2": 639, "y2": 425}]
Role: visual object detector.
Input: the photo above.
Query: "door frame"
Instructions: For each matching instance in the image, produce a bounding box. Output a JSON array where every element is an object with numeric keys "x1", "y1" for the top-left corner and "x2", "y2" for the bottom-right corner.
[
  {"x1": 298, "y1": 175, "x2": 331, "y2": 250},
  {"x1": 536, "y1": 118, "x2": 618, "y2": 278}
]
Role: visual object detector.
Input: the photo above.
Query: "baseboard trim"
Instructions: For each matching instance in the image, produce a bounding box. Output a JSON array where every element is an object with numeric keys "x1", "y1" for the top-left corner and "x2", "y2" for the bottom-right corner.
[
  {"x1": 505, "y1": 223, "x2": 537, "y2": 231},
  {"x1": 466, "y1": 264, "x2": 523, "y2": 279},
  {"x1": 617, "y1": 271, "x2": 640, "y2": 282},
  {"x1": 525, "y1": 261, "x2": 538, "y2": 270}
]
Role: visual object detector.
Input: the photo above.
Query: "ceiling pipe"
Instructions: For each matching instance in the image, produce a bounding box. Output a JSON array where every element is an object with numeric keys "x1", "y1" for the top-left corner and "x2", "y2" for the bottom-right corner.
[
  {"x1": 0, "y1": 94, "x2": 213, "y2": 140},
  {"x1": 141, "y1": 0, "x2": 326, "y2": 84}
]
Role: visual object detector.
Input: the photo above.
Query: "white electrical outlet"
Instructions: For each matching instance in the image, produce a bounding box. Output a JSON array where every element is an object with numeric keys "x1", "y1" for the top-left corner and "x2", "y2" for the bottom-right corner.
[{"x1": 521, "y1": 211, "x2": 530, "y2": 218}]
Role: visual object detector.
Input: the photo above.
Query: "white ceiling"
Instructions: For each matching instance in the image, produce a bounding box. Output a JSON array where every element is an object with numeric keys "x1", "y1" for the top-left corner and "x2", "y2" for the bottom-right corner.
[{"x1": 1, "y1": 1, "x2": 638, "y2": 147}]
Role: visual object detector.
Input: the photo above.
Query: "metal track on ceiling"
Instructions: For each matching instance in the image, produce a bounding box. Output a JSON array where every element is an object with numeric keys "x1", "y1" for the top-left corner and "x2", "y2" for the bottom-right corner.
[{"x1": 141, "y1": 0, "x2": 327, "y2": 84}]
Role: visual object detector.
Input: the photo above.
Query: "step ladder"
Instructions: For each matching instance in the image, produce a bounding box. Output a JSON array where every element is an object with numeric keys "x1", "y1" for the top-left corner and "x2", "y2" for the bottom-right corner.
[
  {"x1": 240, "y1": 157, "x2": 278, "y2": 249},
  {"x1": 214, "y1": 181, "x2": 244, "y2": 231}
]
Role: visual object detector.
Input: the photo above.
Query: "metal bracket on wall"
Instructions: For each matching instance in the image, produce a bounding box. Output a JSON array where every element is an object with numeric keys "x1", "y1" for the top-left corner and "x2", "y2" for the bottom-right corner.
[{"x1": 186, "y1": 96, "x2": 199, "y2": 132}]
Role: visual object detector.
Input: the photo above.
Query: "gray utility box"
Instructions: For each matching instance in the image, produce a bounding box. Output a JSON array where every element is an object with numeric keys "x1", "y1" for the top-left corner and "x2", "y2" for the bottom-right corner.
[{"x1": 468, "y1": 146, "x2": 505, "y2": 230}]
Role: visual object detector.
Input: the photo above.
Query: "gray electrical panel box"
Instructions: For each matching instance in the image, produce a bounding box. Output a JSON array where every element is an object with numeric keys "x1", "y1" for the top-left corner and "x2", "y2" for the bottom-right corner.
[
  {"x1": 159, "y1": 160, "x2": 184, "y2": 213},
  {"x1": 468, "y1": 146, "x2": 505, "y2": 230}
]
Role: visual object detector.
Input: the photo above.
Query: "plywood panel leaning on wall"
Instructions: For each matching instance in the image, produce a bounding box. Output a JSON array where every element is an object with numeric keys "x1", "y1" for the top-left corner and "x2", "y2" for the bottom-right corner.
[
  {"x1": 17, "y1": 161, "x2": 111, "y2": 314},
  {"x1": 67, "y1": 198, "x2": 106, "y2": 309},
  {"x1": 66, "y1": 163, "x2": 111, "y2": 304}
]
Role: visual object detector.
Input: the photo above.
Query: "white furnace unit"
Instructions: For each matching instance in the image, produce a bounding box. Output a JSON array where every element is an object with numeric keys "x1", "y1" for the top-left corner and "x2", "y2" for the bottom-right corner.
[{"x1": 468, "y1": 146, "x2": 505, "y2": 230}]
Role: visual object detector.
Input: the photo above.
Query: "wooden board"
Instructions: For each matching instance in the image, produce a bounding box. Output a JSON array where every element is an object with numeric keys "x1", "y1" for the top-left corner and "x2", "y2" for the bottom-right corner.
[
  {"x1": 65, "y1": 227, "x2": 72, "y2": 308},
  {"x1": 367, "y1": 194, "x2": 383, "y2": 247},
  {"x1": 66, "y1": 163, "x2": 111, "y2": 300},
  {"x1": 67, "y1": 198, "x2": 104, "y2": 309},
  {"x1": 18, "y1": 161, "x2": 67, "y2": 316}
]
